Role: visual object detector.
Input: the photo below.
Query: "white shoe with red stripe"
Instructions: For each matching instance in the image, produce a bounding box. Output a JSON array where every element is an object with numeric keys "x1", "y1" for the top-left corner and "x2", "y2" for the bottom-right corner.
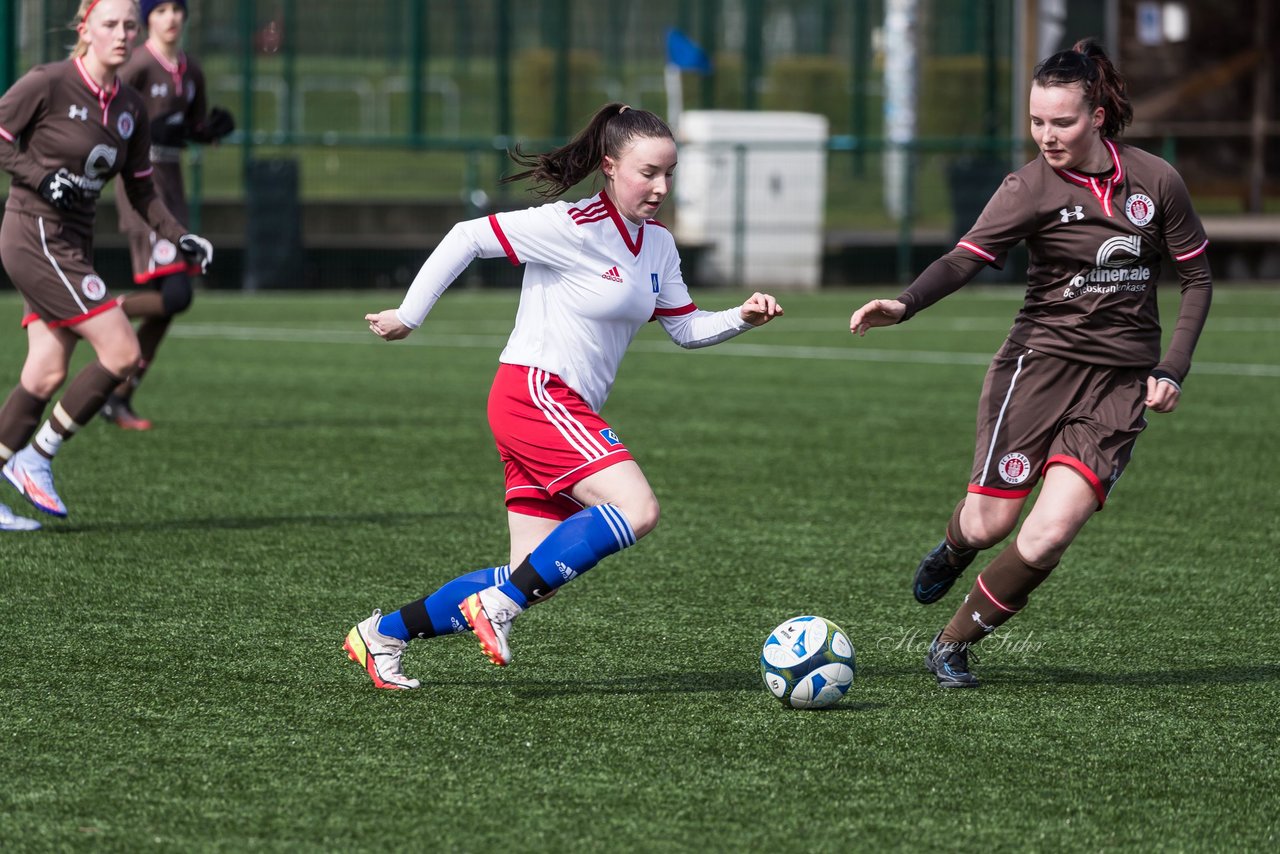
[
  {"x1": 343, "y1": 610, "x2": 421, "y2": 690},
  {"x1": 3, "y1": 445, "x2": 67, "y2": 518},
  {"x1": 461, "y1": 587, "x2": 523, "y2": 666}
]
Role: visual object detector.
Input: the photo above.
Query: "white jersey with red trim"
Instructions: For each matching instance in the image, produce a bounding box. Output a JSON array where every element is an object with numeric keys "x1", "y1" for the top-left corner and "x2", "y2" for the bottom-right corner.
[{"x1": 396, "y1": 190, "x2": 751, "y2": 411}]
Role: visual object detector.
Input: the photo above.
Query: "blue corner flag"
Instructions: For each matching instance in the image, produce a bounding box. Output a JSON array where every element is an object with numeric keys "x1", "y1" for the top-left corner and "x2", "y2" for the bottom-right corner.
[{"x1": 666, "y1": 28, "x2": 712, "y2": 73}]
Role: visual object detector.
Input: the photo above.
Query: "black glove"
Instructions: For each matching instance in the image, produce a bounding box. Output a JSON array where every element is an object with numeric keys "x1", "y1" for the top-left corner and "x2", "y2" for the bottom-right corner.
[
  {"x1": 178, "y1": 233, "x2": 213, "y2": 274},
  {"x1": 149, "y1": 114, "x2": 186, "y2": 148},
  {"x1": 39, "y1": 169, "x2": 82, "y2": 210},
  {"x1": 192, "y1": 107, "x2": 235, "y2": 143}
]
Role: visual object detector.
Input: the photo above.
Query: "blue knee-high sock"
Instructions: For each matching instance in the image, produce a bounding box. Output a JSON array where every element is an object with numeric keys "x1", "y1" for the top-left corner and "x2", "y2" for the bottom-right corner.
[
  {"x1": 498, "y1": 504, "x2": 637, "y2": 608},
  {"x1": 377, "y1": 565, "x2": 511, "y2": 640}
]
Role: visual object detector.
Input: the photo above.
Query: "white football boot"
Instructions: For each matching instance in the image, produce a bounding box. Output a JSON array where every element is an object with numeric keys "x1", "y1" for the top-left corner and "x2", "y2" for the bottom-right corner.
[
  {"x1": 460, "y1": 587, "x2": 523, "y2": 666},
  {"x1": 343, "y1": 610, "x2": 421, "y2": 690},
  {"x1": 3, "y1": 445, "x2": 67, "y2": 517},
  {"x1": 0, "y1": 502, "x2": 41, "y2": 531}
]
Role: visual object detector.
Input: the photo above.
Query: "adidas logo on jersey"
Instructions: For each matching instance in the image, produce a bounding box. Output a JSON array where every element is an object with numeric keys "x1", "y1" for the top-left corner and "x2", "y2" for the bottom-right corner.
[{"x1": 601, "y1": 266, "x2": 623, "y2": 283}]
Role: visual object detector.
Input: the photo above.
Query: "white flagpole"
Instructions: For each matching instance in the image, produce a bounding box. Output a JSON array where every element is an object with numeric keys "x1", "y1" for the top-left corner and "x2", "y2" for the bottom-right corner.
[{"x1": 664, "y1": 62, "x2": 684, "y2": 133}]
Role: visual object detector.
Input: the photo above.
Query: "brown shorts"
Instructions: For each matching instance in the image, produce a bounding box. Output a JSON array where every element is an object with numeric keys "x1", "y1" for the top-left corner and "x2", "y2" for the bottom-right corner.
[
  {"x1": 969, "y1": 339, "x2": 1148, "y2": 508},
  {"x1": 0, "y1": 210, "x2": 118, "y2": 328},
  {"x1": 127, "y1": 229, "x2": 199, "y2": 285},
  {"x1": 119, "y1": 161, "x2": 194, "y2": 285}
]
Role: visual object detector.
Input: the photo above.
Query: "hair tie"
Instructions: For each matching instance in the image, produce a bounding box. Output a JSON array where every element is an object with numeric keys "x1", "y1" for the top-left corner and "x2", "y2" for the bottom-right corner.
[{"x1": 618, "y1": 105, "x2": 630, "y2": 114}]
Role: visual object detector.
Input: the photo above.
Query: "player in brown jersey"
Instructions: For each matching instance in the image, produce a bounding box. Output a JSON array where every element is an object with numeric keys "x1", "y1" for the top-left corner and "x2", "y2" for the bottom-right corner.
[
  {"x1": 0, "y1": 0, "x2": 213, "y2": 525},
  {"x1": 103, "y1": 0, "x2": 233, "y2": 430},
  {"x1": 849, "y1": 39, "x2": 1212, "y2": 687}
]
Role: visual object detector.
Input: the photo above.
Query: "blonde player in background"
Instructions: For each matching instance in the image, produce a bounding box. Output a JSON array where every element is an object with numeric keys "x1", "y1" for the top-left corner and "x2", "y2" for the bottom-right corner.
[{"x1": 0, "y1": 0, "x2": 211, "y2": 525}]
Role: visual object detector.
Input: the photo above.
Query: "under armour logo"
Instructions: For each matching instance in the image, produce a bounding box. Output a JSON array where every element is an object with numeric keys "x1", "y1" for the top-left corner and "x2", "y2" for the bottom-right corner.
[
  {"x1": 150, "y1": 83, "x2": 168, "y2": 98},
  {"x1": 68, "y1": 105, "x2": 88, "y2": 121},
  {"x1": 1059, "y1": 205, "x2": 1085, "y2": 223}
]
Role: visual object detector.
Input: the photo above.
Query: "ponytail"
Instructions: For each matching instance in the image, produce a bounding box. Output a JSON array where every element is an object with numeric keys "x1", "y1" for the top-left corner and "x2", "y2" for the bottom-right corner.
[
  {"x1": 502, "y1": 102, "x2": 673, "y2": 200},
  {"x1": 1032, "y1": 38, "x2": 1133, "y2": 138}
]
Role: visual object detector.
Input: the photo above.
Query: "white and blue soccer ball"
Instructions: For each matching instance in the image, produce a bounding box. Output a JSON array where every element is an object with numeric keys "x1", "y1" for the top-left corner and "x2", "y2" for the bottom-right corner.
[{"x1": 760, "y1": 615, "x2": 856, "y2": 709}]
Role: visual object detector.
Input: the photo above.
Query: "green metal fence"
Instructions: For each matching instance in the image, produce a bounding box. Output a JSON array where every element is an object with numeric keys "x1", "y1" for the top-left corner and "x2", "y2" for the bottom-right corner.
[
  {"x1": 12, "y1": 2, "x2": 1014, "y2": 189},
  {"x1": 10, "y1": 1, "x2": 1267, "y2": 287}
]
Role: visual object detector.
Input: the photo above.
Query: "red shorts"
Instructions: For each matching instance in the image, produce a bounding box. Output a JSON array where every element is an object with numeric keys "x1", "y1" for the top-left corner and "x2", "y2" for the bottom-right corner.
[{"x1": 487, "y1": 363, "x2": 634, "y2": 520}]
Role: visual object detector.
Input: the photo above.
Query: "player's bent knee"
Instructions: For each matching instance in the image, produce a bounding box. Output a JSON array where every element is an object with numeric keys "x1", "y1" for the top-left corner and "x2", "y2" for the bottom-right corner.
[
  {"x1": 101, "y1": 348, "x2": 142, "y2": 378},
  {"x1": 624, "y1": 496, "x2": 661, "y2": 540},
  {"x1": 24, "y1": 370, "x2": 66, "y2": 399},
  {"x1": 1015, "y1": 534, "x2": 1070, "y2": 569},
  {"x1": 1017, "y1": 523, "x2": 1077, "y2": 566},
  {"x1": 967, "y1": 519, "x2": 1016, "y2": 549},
  {"x1": 962, "y1": 500, "x2": 1021, "y2": 547}
]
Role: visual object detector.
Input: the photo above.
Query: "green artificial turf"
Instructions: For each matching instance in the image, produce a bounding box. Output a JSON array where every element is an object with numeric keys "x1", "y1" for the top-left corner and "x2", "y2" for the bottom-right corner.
[{"x1": 1, "y1": 286, "x2": 1276, "y2": 852}]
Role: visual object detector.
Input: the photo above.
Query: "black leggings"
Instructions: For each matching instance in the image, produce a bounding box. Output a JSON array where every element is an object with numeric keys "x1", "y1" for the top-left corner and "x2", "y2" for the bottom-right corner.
[{"x1": 157, "y1": 272, "x2": 194, "y2": 316}]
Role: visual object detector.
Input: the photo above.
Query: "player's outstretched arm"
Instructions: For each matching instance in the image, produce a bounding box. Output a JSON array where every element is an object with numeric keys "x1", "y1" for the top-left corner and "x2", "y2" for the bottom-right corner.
[
  {"x1": 849, "y1": 298, "x2": 906, "y2": 336},
  {"x1": 366, "y1": 309, "x2": 412, "y2": 340},
  {"x1": 739, "y1": 292, "x2": 784, "y2": 326}
]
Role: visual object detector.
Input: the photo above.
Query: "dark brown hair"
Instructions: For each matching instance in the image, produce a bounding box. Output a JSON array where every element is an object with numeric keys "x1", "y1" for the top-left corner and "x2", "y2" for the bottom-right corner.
[
  {"x1": 501, "y1": 103, "x2": 674, "y2": 200},
  {"x1": 1032, "y1": 38, "x2": 1133, "y2": 138}
]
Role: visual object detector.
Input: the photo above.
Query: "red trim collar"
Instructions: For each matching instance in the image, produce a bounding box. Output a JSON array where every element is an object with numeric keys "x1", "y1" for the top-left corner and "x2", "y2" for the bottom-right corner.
[
  {"x1": 145, "y1": 41, "x2": 188, "y2": 90},
  {"x1": 72, "y1": 56, "x2": 121, "y2": 125},
  {"x1": 598, "y1": 190, "x2": 644, "y2": 257},
  {"x1": 1052, "y1": 139, "x2": 1124, "y2": 217}
]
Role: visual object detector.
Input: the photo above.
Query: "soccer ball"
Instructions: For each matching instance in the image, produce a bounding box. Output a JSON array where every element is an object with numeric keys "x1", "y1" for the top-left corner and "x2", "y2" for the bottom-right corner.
[{"x1": 760, "y1": 615, "x2": 856, "y2": 709}]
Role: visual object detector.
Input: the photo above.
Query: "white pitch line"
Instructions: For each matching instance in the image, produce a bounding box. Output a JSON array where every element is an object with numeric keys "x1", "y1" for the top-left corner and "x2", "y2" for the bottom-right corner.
[
  {"x1": 180, "y1": 317, "x2": 1280, "y2": 335},
  {"x1": 170, "y1": 324, "x2": 1280, "y2": 377},
  {"x1": 768, "y1": 317, "x2": 1280, "y2": 333}
]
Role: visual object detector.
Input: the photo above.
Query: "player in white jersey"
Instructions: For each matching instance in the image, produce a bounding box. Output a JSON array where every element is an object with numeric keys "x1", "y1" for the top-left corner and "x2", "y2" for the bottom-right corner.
[{"x1": 344, "y1": 103, "x2": 783, "y2": 689}]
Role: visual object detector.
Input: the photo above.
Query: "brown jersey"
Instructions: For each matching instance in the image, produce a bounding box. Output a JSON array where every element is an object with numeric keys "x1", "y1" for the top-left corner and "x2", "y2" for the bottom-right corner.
[
  {"x1": 0, "y1": 58, "x2": 185, "y2": 246},
  {"x1": 899, "y1": 141, "x2": 1212, "y2": 383},
  {"x1": 113, "y1": 45, "x2": 209, "y2": 280},
  {"x1": 117, "y1": 42, "x2": 209, "y2": 156}
]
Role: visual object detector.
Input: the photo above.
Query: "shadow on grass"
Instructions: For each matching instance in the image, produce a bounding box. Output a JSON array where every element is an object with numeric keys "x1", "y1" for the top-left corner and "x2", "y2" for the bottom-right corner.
[
  {"x1": 870, "y1": 663, "x2": 1280, "y2": 687},
  {"x1": 218, "y1": 418, "x2": 460, "y2": 431},
  {"x1": 445, "y1": 670, "x2": 885, "y2": 709},
  {"x1": 1007, "y1": 663, "x2": 1280, "y2": 687},
  {"x1": 480, "y1": 670, "x2": 758, "y2": 697},
  {"x1": 54, "y1": 511, "x2": 461, "y2": 534}
]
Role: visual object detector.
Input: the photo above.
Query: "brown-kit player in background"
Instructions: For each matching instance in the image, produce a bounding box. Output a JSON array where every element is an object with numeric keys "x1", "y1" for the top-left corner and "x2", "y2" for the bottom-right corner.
[
  {"x1": 0, "y1": 0, "x2": 213, "y2": 526},
  {"x1": 105, "y1": 0, "x2": 233, "y2": 430}
]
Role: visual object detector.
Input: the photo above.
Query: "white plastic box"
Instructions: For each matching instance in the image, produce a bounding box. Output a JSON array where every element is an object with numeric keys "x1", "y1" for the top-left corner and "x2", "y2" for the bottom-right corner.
[{"x1": 673, "y1": 111, "x2": 828, "y2": 290}]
